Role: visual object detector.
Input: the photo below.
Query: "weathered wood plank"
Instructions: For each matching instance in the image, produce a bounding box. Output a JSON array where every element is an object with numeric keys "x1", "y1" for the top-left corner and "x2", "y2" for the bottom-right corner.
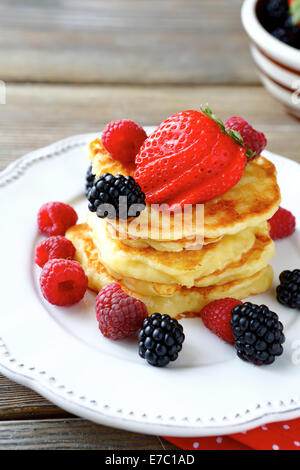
[
  {"x1": 0, "y1": 418, "x2": 178, "y2": 450},
  {"x1": 0, "y1": 376, "x2": 178, "y2": 448},
  {"x1": 0, "y1": 375, "x2": 71, "y2": 420},
  {"x1": 0, "y1": 84, "x2": 299, "y2": 173},
  {"x1": 0, "y1": 0, "x2": 258, "y2": 84}
]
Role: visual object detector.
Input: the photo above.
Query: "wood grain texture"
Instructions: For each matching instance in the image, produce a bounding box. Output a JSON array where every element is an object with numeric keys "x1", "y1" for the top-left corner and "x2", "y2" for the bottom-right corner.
[
  {"x1": 0, "y1": 0, "x2": 258, "y2": 84},
  {"x1": 0, "y1": 418, "x2": 177, "y2": 450},
  {"x1": 0, "y1": 375, "x2": 71, "y2": 420},
  {"x1": 0, "y1": 83, "x2": 299, "y2": 172}
]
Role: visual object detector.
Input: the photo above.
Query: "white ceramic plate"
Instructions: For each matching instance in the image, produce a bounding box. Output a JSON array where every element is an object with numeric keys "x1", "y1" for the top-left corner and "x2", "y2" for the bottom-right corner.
[{"x1": 0, "y1": 130, "x2": 299, "y2": 437}]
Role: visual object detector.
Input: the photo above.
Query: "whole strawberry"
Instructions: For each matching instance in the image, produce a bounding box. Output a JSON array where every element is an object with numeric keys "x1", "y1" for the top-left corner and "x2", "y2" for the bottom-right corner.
[
  {"x1": 135, "y1": 108, "x2": 247, "y2": 209},
  {"x1": 102, "y1": 120, "x2": 147, "y2": 165},
  {"x1": 200, "y1": 298, "x2": 243, "y2": 344},
  {"x1": 96, "y1": 283, "x2": 148, "y2": 340},
  {"x1": 268, "y1": 206, "x2": 296, "y2": 240},
  {"x1": 224, "y1": 117, "x2": 267, "y2": 161}
]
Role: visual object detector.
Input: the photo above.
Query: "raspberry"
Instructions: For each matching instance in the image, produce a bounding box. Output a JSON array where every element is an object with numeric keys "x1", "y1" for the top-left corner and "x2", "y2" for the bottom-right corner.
[
  {"x1": 95, "y1": 283, "x2": 148, "y2": 340},
  {"x1": 38, "y1": 202, "x2": 78, "y2": 236},
  {"x1": 40, "y1": 259, "x2": 88, "y2": 306},
  {"x1": 102, "y1": 119, "x2": 147, "y2": 165},
  {"x1": 224, "y1": 116, "x2": 267, "y2": 161},
  {"x1": 200, "y1": 298, "x2": 243, "y2": 344},
  {"x1": 35, "y1": 236, "x2": 76, "y2": 268},
  {"x1": 268, "y1": 206, "x2": 296, "y2": 240}
]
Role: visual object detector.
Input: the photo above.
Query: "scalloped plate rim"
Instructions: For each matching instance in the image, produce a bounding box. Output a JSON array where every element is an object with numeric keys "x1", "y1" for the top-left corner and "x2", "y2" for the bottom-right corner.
[{"x1": 0, "y1": 131, "x2": 299, "y2": 437}]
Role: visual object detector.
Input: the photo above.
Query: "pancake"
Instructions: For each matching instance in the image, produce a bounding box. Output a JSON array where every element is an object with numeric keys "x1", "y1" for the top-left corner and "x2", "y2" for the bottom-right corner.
[
  {"x1": 144, "y1": 265, "x2": 273, "y2": 317},
  {"x1": 87, "y1": 211, "x2": 267, "y2": 288},
  {"x1": 66, "y1": 223, "x2": 274, "y2": 317},
  {"x1": 193, "y1": 229, "x2": 274, "y2": 287},
  {"x1": 106, "y1": 223, "x2": 222, "y2": 252},
  {"x1": 106, "y1": 222, "x2": 274, "y2": 290},
  {"x1": 88, "y1": 138, "x2": 280, "y2": 241}
]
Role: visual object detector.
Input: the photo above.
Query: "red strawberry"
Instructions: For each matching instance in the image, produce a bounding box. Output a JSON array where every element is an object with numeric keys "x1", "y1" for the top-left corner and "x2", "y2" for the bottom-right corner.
[
  {"x1": 134, "y1": 108, "x2": 247, "y2": 209},
  {"x1": 200, "y1": 298, "x2": 243, "y2": 344}
]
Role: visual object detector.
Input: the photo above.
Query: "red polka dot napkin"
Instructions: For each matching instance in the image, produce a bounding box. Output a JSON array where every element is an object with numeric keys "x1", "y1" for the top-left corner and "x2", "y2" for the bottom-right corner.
[{"x1": 163, "y1": 418, "x2": 300, "y2": 450}]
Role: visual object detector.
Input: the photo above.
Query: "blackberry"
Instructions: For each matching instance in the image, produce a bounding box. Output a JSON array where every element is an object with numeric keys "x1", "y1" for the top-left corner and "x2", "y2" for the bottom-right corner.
[
  {"x1": 276, "y1": 269, "x2": 300, "y2": 309},
  {"x1": 284, "y1": 15, "x2": 300, "y2": 35},
  {"x1": 271, "y1": 25, "x2": 300, "y2": 48},
  {"x1": 138, "y1": 313, "x2": 185, "y2": 367},
  {"x1": 266, "y1": 0, "x2": 288, "y2": 29},
  {"x1": 85, "y1": 164, "x2": 95, "y2": 197},
  {"x1": 272, "y1": 27, "x2": 293, "y2": 44},
  {"x1": 87, "y1": 173, "x2": 146, "y2": 220},
  {"x1": 259, "y1": 0, "x2": 300, "y2": 49},
  {"x1": 283, "y1": 17, "x2": 300, "y2": 49},
  {"x1": 230, "y1": 302, "x2": 285, "y2": 366}
]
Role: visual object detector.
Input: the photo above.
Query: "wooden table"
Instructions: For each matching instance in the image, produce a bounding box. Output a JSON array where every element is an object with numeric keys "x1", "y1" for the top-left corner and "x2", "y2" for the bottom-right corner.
[{"x1": 0, "y1": 0, "x2": 299, "y2": 450}]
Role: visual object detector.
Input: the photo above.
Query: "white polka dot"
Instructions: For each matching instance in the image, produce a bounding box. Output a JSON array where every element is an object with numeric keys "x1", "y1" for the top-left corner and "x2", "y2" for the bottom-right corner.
[
  {"x1": 272, "y1": 444, "x2": 280, "y2": 450},
  {"x1": 216, "y1": 437, "x2": 223, "y2": 444},
  {"x1": 294, "y1": 441, "x2": 300, "y2": 447},
  {"x1": 261, "y1": 426, "x2": 268, "y2": 431},
  {"x1": 283, "y1": 424, "x2": 290, "y2": 430},
  {"x1": 193, "y1": 442, "x2": 199, "y2": 449}
]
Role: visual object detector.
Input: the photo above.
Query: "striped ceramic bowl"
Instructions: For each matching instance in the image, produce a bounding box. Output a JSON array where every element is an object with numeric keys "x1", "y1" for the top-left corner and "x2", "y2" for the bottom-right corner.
[{"x1": 242, "y1": 0, "x2": 300, "y2": 119}]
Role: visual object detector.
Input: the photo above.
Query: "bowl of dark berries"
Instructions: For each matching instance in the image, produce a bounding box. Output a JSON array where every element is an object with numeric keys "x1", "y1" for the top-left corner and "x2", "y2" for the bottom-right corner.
[{"x1": 242, "y1": 0, "x2": 300, "y2": 119}]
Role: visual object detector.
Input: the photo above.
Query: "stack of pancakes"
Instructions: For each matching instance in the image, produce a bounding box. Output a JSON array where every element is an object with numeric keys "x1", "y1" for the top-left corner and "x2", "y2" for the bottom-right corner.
[{"x1": 66, "y1": 138, "x2": 281, "y2": 317}]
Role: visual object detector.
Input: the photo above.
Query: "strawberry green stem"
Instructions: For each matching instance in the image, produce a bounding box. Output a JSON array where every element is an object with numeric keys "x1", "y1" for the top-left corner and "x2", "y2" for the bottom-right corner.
[
  {"x1": 289, "y1": 0, "x2": 300, "y2": 25},
  {"x1": 200, "y1": 105, "x2": 255, "y2": 159}
]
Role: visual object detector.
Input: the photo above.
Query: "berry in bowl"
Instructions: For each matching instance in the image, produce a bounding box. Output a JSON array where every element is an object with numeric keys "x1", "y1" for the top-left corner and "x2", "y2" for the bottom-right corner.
[{"x1": 242, "y1": 0, "x2": 300, "y2": 119}]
